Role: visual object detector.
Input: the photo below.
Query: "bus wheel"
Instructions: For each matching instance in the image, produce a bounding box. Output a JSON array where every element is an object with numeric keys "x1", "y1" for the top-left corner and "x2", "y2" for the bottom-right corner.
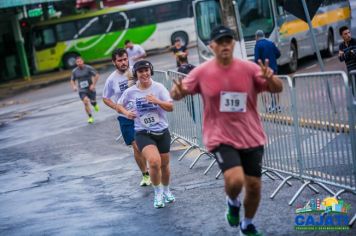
[
  {"x1": 171, "y1": 31, "x2": 189, "y2": 46},
  {"x1": 287, "y1": 43, "x2": 298, "y2": 73},
  {"x1": 323, "y1": 30, "x2": 334, "y2": 57},
  {"x1": 63, "y1": 53, "x2": 79, "y2": 69}
]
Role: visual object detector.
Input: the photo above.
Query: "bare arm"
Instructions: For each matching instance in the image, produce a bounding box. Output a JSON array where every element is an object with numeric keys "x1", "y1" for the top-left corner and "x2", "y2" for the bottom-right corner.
[
  {"x1": 258, "y1": 59, "x2": 283, "y2": 93},
  {"x1": 92, "y1": 73, "x2": 99, "y2": 86},
  {"x1": 146, "y1": 94, "x2": 173, "y2": 112},
  {"x1": 116, "y1": 104, "x2": 136, "y2": 119},
  {"x1": 70, "y1": 79, "x2": 77, "y2": 92},
  {"x1": 103, "y1": 98, "x2": 116, "y2": 110},
  {"x1": 170, "y1": 78, "x2": 189, "y2": 100},
  {"x1": 339, "y1": 50, "x2": 345, "y2": 62}
]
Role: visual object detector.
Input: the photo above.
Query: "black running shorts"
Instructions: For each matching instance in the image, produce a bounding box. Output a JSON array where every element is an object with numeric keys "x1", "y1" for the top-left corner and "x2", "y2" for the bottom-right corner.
[
  {"x1": 212, "y1": 144, "x2": 264, "y2": 177},
  {"x1": 79, "y1": 90, "x2": 96, "y2": 102},
  {"x1": 135, "y1": 129, "x2": 171, "y2": 154}
]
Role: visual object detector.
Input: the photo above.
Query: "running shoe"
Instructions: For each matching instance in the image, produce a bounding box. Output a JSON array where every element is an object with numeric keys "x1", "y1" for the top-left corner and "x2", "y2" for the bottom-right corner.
[
  {"x1": 163, "y1": 190, "x2": 175, "y2": 203},
  {"x1": 240, "y1": 223, "x2": 263, "y2": 236},
  {"x1": 153, "y1": 193, "x2": 165, "y2": 208},
  {"x1": 88, "y1": 117, "x2": 94, "y2": 124},
  {"x1": 226, "y1": 199, "x2": 240, "y2": 227},
  {"x1": 94, "y1": 104, "x2": 99, "y2": 112},
  {"x1": 140, "y1": 175, "x2": 151, "y2": 186}
]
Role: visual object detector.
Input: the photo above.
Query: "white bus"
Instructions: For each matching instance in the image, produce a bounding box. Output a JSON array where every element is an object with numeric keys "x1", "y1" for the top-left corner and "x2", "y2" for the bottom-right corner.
[{"x1": 193, "y1": 0, "x2": 351, "y2": 72}]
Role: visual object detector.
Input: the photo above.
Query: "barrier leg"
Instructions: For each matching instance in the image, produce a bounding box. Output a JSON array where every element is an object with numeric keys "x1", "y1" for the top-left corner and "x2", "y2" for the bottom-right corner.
[
  {"x1": 115, "y1": 134, "x2": 122, "y2": 142},
  {"x1": 215, "y1": 170, "x2": 222, "y2": 179},
  {"x1": 204, "y1": 159, "x2": 216, "y2": 175},
  {"x1": 333, "y1": 189, "x2": 356, "y2": 227},
  {"x1": 270, "y1": 176, "x2": 294, "y2": 199},
  {"x1": 262, "y1": 169, "x2": 276, "y2": 181},
  {"x1": 178, "y1": 145, "x2": 197, "y2": 161},
  {"x1": 306, "y1": 184, "x2": 320, "y2": 194},
  {"x1": 334, "y1": 189, "x2": 346, "y2": 198},
  {"x1": 170, "y1": 136, "x2": 179, "y2": 145},
  {"x1": 190, "y1": 151, "x2": 208, "y2": 169},
  {"x1": 311, "y1": 182, "x2": 335, "y2": 196},
  {"x1": 269, "y1": 171, "x2": 293, "y2": 187},
  {"x1": 288, "y1": 181, "x2": 312, "y2": 206}
]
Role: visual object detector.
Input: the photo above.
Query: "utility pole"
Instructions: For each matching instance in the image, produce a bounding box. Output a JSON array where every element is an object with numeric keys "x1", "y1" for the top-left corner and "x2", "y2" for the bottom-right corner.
[
  {"x1": 219, "y1": 0, "x2": 238, "y2": 33},
  {"x1": 218, "y1": 0, "x2": 247, "y2": 59}
]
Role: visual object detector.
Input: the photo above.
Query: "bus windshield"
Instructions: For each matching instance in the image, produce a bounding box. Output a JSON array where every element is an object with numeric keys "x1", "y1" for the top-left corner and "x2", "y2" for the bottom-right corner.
[
  {"x1": 195, "y1": 0, "x2": 221, "y2": 43},
  {"x1": 237, "y1": 0, "x2": 274, "y2": 41}
]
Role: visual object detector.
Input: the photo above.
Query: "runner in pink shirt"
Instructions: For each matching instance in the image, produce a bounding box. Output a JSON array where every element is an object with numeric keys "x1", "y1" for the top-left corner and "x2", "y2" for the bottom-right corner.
[{"x1": 170, "y1": 26, "x2": 283, "y2": 236}]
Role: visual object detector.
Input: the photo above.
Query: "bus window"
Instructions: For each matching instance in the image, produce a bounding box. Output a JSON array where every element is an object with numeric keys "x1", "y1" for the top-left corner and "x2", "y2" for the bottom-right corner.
[
  {"x1": 55, "y1": 22, "x2": 77, "y2": 41},
  {"x1": 76, "y1": 17, "x2": 103, "y2": 38},
  {"x1": 34, "y1": 27, "x2": 56, "y2": 50},
  {"x1": 101, "y1": 13, "x2": 126, "y2": 32},
  {"x1": 195, "y1": 0, "x2": 222, "y2": 43},
  {"x1": 237, "y1": 0, "x2": 274, "y2": 40},
  {"x1": 128, "y1": 8, "x2": 155, "y2": 27},
  {"x1": 155, "y1": 2, "x2": 185, "y2": 22}
]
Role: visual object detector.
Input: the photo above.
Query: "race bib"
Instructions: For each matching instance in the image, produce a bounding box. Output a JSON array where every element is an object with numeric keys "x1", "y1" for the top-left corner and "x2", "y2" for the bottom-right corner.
[
  {"x1": 140, "y1": 112, "x2": 160, "y2": 127},
  {"x1": 79, "y1": 80, "x2": 89, "y2": 89},
  {"x1": 220, "y1": 91, "x2": 247, "y2": 112}
]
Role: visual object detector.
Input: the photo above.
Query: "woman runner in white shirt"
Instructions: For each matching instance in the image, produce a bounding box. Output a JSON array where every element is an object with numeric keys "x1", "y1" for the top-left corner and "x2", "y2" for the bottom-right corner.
[{"x1": 117, "y1": 60, "x2": 175, "y2": 209}]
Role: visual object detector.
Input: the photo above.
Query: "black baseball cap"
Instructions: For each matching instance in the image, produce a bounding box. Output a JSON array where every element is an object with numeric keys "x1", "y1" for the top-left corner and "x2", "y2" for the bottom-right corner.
[
  {"x1": 210, "y1": 25, "x2": 235, "y2": 41},
  {"x1": 133, "y1": 60, "x2": 152, "y2": 70}
]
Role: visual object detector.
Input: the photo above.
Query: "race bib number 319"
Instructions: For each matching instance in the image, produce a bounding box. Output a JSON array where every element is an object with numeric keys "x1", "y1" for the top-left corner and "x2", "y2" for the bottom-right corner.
[{"x1": 220, "y1": 91, "x2": 247, "y2": 112}]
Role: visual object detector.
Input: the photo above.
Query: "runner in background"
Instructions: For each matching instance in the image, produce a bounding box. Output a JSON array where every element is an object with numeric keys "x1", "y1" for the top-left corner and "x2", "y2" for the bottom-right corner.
[
  {"x1": 125, "y1": 40, "x2": 147, "y2": 67},
  {"x1": 117, "y1": 60, "x2": 175, "y2": 209},
  {"x1": 102, "y1": 48, "x2": 150, "y2": 187},
  {"x1": 70, "y1": 56, "x2": 99, "y2": 124}
]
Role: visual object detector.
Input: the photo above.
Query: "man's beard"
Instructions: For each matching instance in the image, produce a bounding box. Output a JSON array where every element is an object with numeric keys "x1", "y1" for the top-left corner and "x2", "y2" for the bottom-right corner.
[{"x1": 116, "y1": 65, "x2": 128, "y2": 73}]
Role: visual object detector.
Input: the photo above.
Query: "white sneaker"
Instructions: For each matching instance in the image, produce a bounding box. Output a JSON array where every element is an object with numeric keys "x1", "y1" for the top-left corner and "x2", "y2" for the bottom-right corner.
[
  {"x1": 154, "y1": 193, "x2": 165, "y2": 208},
  {"x1": 163, "y1": 191, "x2": 175, "y2": 203}
]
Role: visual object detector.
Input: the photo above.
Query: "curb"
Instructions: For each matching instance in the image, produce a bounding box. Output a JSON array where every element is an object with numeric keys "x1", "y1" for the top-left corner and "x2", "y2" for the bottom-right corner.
[{"x1": 0, "y1": 62, "x2": 112, "y2": 101}]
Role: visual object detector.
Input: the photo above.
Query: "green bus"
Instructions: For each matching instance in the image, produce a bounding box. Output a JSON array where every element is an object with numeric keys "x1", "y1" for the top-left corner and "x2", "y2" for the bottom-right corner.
[{"x1": 30, "y1": 0, "x2": 195, "y2": 72}]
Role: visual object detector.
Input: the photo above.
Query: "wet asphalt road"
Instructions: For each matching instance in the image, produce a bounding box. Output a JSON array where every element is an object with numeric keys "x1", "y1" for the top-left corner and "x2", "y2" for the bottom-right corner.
[{"x1": 0, "y1": 106, "x2": 355, "y2": 235}]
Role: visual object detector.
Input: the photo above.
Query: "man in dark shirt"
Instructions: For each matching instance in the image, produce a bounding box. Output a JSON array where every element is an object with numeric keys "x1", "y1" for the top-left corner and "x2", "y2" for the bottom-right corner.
[
  {"x1": 339, "y1": 26, "x2": 356, "y2": 73},
  {"x1": 171, "y1": 39, "x2": 188, "y2": 67},
  {"x1": 254, "y1": 30, "x2": 281, "y2": 74},
  {"x1": 70, "y1": 56, "x2": 100, "y2": 124},
  {"x1": 339, "y1": 26, "x2": 356, "y2": 93},
  {"x1": 177, "y1": 55, "x2": 195, "y2": 75},
  {"x1": 254, "y1": 30, "x2": 281, "y2": 113},
  {"x1": 177, "y1": 54, "x2": 196, "y2": 122}
]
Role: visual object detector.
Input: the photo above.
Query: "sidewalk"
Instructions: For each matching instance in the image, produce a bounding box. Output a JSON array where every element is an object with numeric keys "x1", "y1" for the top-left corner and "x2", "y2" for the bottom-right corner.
[{"x1": 0, "y1": 62, "x2": 112, "y2": 100}]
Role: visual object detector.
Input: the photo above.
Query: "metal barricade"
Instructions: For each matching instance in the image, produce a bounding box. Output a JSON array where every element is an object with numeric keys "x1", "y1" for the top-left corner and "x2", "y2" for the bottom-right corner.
[
  {"x1": 258, "y1": 76, "x2": 296, "y2": 187},
  {"x1": 156, "y1": 69, "x2": 356, "y2": 226},
  {"x1": 164, "y1": 70, "x2": 213, "y2": 169},
  {"x1": 262, "y1": 72, "x2": 356, "y2": 209}
]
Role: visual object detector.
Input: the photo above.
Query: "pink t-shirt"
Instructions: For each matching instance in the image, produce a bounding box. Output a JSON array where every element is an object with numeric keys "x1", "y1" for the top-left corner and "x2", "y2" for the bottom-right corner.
[{"x1": 183, "y1": 58, "x2": 269, "y2": 151}]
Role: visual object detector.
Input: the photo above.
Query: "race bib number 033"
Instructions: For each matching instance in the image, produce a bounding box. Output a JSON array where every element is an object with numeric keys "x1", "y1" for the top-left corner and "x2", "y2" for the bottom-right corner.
[
  {"x1": 220, "y1": 91, "x2": 247, "y2": 112},
  {"x1": 140, "y1": 112, "x2": 160, "y2": 127}
]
